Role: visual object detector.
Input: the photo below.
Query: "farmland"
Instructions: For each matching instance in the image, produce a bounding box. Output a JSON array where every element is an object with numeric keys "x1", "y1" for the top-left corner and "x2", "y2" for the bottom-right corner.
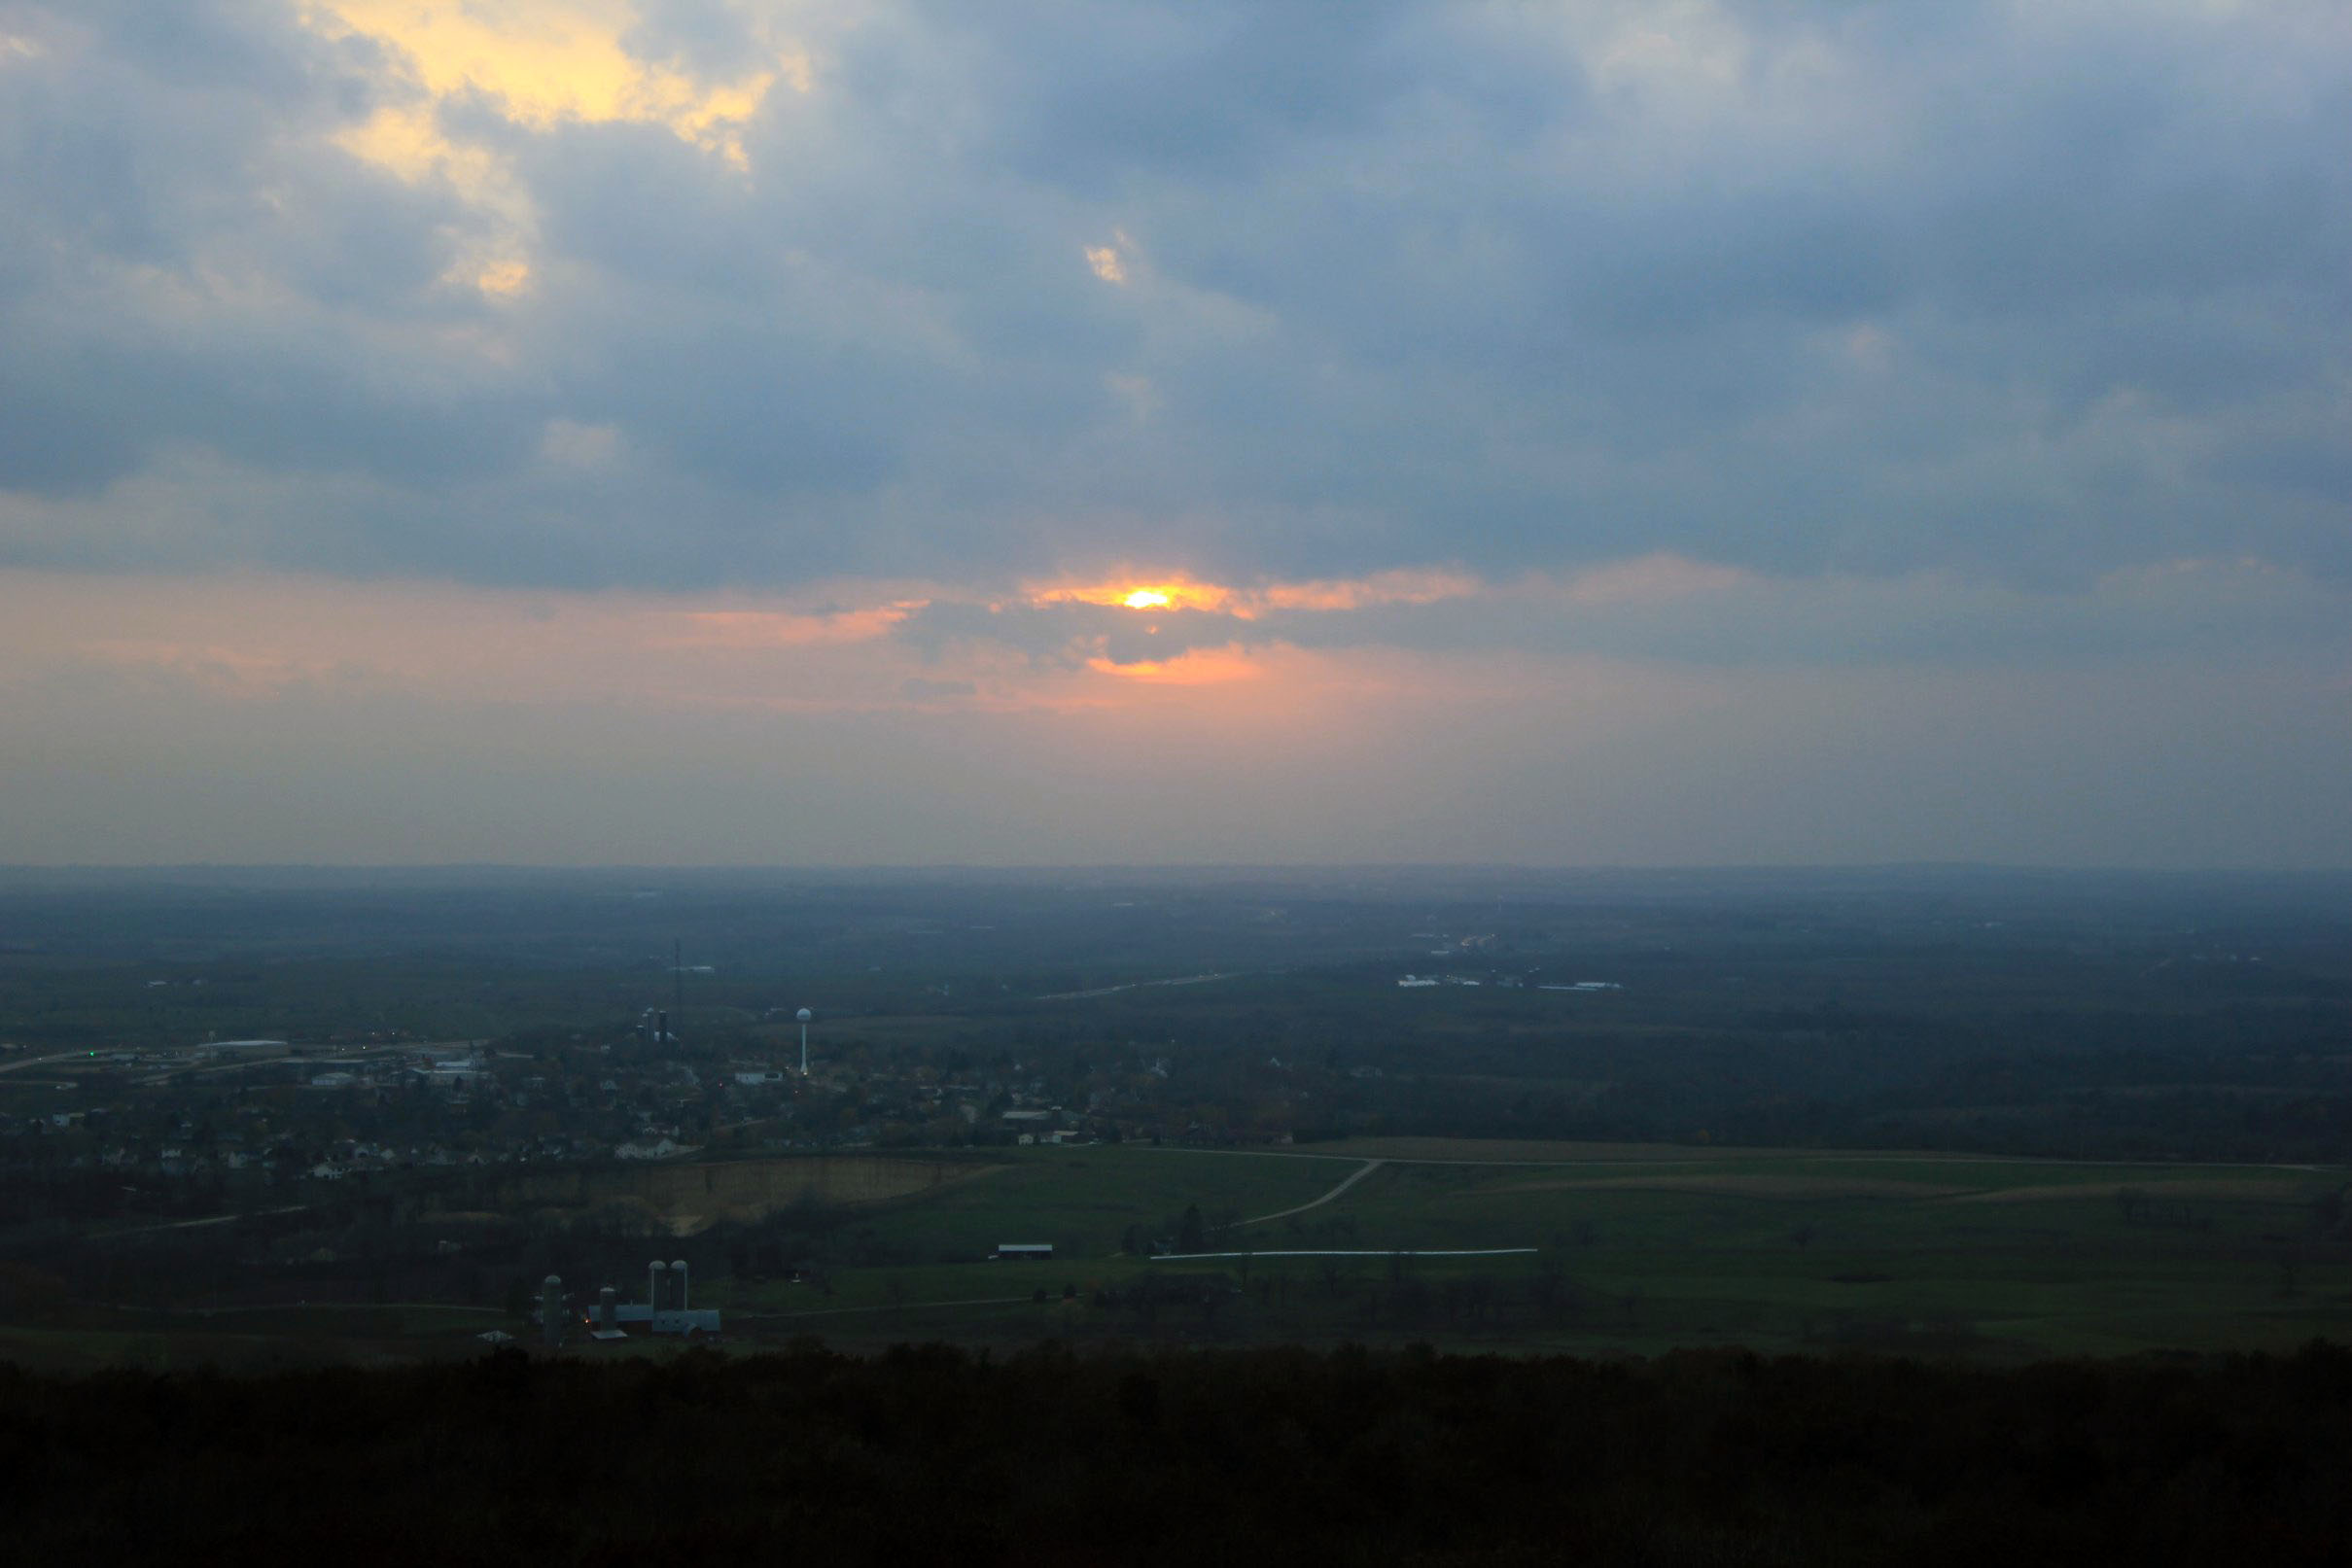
[
  {"x1": 0, "y1": 1138, "x2": 2341, "y2": 1373},
  {"x1": 651, "y1": 1138, "x2": 2350, "y2": 1362},
  {"x1": 3, "y1": 866, "x2": 2347, "y2": 1370}
]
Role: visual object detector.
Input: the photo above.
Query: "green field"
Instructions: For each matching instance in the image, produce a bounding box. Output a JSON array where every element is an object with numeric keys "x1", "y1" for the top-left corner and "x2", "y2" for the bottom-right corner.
[
  {"x1": 13, "y1": 1140, "x2": 2343, "y2": 1369},
  {"x1": 0, "y1": 1302, "x2": 517, "y2": 1373},
  {"x1": 694, "y1": 1140, "x2": 2351, "y2": 1360}
]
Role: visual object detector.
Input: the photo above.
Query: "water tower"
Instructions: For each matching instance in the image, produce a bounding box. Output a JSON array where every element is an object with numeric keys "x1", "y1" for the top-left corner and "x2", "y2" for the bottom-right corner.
[{"x1": 796, "y1": 1007, "x2": 813, "y2": 1076}]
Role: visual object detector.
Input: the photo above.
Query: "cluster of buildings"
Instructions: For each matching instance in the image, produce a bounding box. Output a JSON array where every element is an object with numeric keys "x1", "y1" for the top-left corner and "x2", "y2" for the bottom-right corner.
[
  {"x1": 522, "y1": 1260, "x2": 722, "y2": 1348},
  {"x1": 0, "y1": 1035, "x2": 738, "y2": 1187},
  {"x1": 3, "y1": 1023, "x2": 1117, "y2": 1191},
  {"x1": 3, "y1": 976, "x2": 1360, "y2": 1203}
]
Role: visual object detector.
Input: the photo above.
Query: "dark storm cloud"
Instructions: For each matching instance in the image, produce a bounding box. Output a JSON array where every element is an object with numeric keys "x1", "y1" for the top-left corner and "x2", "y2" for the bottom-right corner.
[{"x1": 0, "y1": 0, "x2": 2344, "y2": 601}]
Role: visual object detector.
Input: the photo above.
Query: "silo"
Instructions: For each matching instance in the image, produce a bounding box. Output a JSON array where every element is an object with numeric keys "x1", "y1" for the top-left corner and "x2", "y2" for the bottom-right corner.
[
  {"x1": 672, "y1": 1259, "x2": 689, "y2": 1310},
  {"x1": 649, "y1": 1259, "x2": 667, "y2": 1311},
  {"x1": 540, "y1": 1274, "x2": 563, "y2": 1348},
  {"x1": 598, "y1": 1285, "x2": 616, "y2": 1332}
]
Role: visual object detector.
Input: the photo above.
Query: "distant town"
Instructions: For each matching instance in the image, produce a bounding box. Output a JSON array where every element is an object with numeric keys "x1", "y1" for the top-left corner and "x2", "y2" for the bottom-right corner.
[{"x1": 0, "y1": 1001, "x2": 1252, "y2": 1191}]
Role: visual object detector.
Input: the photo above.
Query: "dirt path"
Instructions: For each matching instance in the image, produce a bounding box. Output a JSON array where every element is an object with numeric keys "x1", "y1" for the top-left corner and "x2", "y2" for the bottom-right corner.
[{"x1": 1246, "y1": 1159, "x2": 1387, "y2": 1224}]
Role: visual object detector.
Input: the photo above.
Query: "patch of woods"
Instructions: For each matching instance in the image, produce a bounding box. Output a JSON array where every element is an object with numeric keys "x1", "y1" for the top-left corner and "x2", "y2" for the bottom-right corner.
[{"x1": 4, "y1": 1340, "x2": 2351, "y2": 1563}]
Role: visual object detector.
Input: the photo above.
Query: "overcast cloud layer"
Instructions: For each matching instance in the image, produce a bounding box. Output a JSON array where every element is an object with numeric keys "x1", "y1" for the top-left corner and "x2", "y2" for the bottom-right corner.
[
  {"x1": 6, "y1": 0, "x2": 2347, "y2": 589},
  {"x1": 0, "y1": 1, "x2": 2346, "y2": 866}
]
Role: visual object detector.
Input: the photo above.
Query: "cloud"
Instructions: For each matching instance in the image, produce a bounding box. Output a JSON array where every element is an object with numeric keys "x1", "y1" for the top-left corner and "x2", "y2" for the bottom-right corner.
[
  {"x1": 898, "y1": 675, "x2": 973, "y2": 703},
  {"x1": 3, "y1": 564, "x2": 2346, "y2": 866},
  {"x1": 0, "y1": 4, "x2": 2348, "y2": 869},
  {"x1": 880, "y1": 554, "x2": 2352, "y2": 676},
  {"x1": 0, "y1": 0, "x2": 2340, "y2": 596}
]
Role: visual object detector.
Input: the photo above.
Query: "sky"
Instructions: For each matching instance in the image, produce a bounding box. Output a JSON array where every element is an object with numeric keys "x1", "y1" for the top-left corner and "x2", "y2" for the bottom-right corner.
[{"x1": 0, "y1": 0, "x2": 2346, "y2": 867}]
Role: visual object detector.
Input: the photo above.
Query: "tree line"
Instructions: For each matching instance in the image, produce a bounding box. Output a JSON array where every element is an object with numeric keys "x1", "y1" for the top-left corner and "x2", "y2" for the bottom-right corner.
[{"x1": 4, "y1": 1338, "x2": 2349, "y2": 1563}]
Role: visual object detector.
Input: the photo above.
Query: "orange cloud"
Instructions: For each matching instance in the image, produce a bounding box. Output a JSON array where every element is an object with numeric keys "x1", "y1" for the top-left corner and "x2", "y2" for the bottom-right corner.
[
  {"x1": 1029, "y1": 567, "x2": 1485, "y2": 620},
  {"x1": 663, "y1": 604, "x2": 920, "y2": 648},
  {"x1": 1251, "y1": 568, "x2": 1483, "y2": 613},
  {"x1": 78, "y1": 639, "x2": 317, "y2": 697},
  {"x1": 1034, "y1": 576, "x2": 1236, "y2": 612},
  {"x1": 1086, "y1": 645, "x2": 1261, "y2": 684}
]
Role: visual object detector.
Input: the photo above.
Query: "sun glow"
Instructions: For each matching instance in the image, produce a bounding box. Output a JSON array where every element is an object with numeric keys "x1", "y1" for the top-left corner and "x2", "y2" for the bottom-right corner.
[
  {"x1": 1031, "y1": 569, "x2": 1486, "y2": 619},
  {"x1": 1033, "y1": 578, "x2": 1233, "y2": 612}
]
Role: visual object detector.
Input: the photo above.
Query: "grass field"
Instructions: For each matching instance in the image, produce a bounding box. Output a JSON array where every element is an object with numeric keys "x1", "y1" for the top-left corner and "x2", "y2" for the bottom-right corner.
[
  {"x1": 700, "y1": 1140, "x2": 2350, "y2": 1360},
  {"x1": 14, "y1": 1140, "x2": 2344, "y2": 1367},
  {"x1": 0, "y1": 1301, "x2": 517, "y2": 1373}
]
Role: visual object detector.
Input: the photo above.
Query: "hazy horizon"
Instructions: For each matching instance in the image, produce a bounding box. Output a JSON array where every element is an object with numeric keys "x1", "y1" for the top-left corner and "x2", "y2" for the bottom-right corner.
[{"x1": 7, "y1": 862, "x2": 2350, "y2": 888}]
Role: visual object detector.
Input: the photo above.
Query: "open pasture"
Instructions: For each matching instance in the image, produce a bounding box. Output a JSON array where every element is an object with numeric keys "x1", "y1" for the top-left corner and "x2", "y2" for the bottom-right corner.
[
  {"x1": 720, "y1": 1145, "x2": 1354, "y2": 1276},
  {"x1": 770, "y1": 1140, "x2": 2350, "y2": 1359}
]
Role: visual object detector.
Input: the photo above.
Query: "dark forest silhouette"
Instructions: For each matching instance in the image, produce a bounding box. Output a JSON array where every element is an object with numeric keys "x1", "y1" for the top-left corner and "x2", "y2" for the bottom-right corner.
[{"x1": 5, "y1": 1339, "x2": 2349, "y2": 1563}]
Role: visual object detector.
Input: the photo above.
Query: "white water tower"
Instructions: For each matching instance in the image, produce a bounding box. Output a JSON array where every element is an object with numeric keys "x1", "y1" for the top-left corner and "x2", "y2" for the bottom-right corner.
[{"x1": 796, "y1": 1007, "x2": 813, "y2": 1075}]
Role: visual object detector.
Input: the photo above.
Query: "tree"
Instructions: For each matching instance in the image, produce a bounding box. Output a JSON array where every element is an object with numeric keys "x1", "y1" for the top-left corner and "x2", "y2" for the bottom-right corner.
[{"x1": 1176, "y1": 1204, "x2": 1206, "y2": 1253}]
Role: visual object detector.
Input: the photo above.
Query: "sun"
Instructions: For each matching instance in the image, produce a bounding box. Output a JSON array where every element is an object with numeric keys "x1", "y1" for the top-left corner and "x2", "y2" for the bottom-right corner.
[{"x1": 1030, "y1": 578, "x2": 1229, "y2": 612}]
